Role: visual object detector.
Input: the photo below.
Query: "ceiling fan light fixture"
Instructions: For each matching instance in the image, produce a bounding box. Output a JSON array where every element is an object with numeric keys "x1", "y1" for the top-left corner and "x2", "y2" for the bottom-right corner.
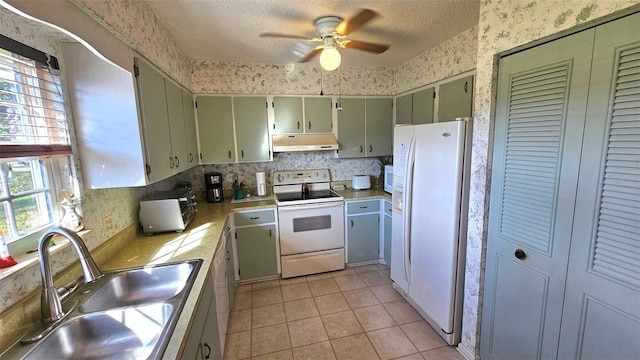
[{"x1": 319, "y1": 46, "x2": 341, "y2": 71}]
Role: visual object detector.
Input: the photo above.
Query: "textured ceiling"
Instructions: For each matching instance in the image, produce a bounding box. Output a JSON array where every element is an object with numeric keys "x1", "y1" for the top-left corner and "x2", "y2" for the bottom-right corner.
[{"x1": 145, "y1": 0, "x2": 480, "y2": 68}]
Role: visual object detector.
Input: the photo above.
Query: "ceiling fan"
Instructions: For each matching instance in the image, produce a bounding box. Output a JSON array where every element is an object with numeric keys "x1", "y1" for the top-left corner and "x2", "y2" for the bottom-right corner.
[{"x1": 260, "y1": 8, "x2": 390, "y2": 71}]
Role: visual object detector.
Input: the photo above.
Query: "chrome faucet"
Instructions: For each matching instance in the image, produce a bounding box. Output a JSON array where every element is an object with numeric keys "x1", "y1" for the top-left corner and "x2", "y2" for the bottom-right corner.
[{"x1": 38, "y1": 226, "x2": 103, "y2": 324}]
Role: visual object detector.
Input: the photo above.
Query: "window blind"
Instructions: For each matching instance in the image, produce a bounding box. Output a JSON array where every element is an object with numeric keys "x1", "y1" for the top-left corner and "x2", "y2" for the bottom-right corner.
[{"x1": 0, "y1": 47, "x2": 71, "y2": 158}]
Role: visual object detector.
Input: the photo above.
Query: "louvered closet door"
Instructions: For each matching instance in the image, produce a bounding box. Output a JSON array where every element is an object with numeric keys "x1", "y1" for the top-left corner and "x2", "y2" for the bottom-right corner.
[
  {"x1": 558, "y1": 13, "x2": 640, "y2": 359},
  {"x1": 480, "y1": 30, "x2": 596, "y2": 360}
]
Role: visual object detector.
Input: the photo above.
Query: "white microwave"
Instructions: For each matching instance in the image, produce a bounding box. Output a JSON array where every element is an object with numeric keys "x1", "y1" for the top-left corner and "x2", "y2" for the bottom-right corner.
[{"x1": 384, "y1": 165, "x2": 393, "y2": 193}]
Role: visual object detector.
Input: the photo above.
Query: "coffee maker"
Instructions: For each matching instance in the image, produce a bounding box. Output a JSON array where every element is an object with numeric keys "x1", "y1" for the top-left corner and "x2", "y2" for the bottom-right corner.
[{"x1": 205, "y1": 172, "x2": 224, "y2": 203}]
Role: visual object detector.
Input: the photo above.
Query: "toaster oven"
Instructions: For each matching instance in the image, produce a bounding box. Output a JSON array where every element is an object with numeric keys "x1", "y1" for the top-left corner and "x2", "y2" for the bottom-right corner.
[{"x1": 139, "y1": 189, "x2": 197, "y2": 234}]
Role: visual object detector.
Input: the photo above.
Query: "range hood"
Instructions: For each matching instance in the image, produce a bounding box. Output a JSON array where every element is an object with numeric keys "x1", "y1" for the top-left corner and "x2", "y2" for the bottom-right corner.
[{"x1": 272, "y1": 134, "x2": 339, "y2": 152}]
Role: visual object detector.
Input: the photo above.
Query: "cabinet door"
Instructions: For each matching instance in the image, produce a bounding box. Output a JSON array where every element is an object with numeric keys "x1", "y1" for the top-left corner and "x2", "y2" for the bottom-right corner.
[
  {"x1": 182, "y1": 89, "x2": 198, "y2": 168},
  {"x1": 438, "y1": 75, "x2": 473, "y2": 121},
  {"x1": 412, "y1": 87, "x2": 434, "y2": 124},
  {"x1": 304, "y1": 97, "x2": 332, "y2": 133},
  {"x1": 384, "y1": 213, "x2": 392, "y2": 266},
  {"x1": 165, "y1": 79, "x2": 188, "y2": 172},
  {"x1": 135, "y1": 57, "x2": 173, "y2": 182},
  {"x1": 366, "y1": 98, "x2": 393, "y2": 157},
  {"x1": 197, "y1": 96, "x2": 235, "y2": 163},
  {"x1": 236, "y1": 225, "x2": 277, "y2": 280},
  {"x1": 558, "y1": 14, "x2": 640, "y2": 359},
  {"x1": 347, "y1": 214, "x2": 379, "y2": 263},
  {"x1": 273, "y1": 96, "x2": 303, "y2": 134},
  {"x1": 180, "y1": 272, "x2": 214, "y2": 360},
  {"x1": 233, "y1": 97, "x2": 270, "y2": 162},
  {"x1": 225, "y1": 227, "x2": 235, "y2": 306},
  {"x1": 337, "y1": 98, "x2": 366, "y2": 158},
  {"x1": 395, "y1": 93, "x2": 412, "y2": 125},
  {"x1": 481, "y1": 29, "x2": 595, "y2": 360}
]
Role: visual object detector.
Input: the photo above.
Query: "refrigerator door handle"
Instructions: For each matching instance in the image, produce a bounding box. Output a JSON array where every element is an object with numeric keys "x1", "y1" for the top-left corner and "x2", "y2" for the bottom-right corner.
[{"x1": 403, "y1": 137, "x2": 416, "y2": 284}]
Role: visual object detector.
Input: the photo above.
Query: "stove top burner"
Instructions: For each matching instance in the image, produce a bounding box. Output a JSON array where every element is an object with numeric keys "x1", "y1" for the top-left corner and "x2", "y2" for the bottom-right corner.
[{"x1": 276, "y1": 190, "x2": 342, "y2": 203}]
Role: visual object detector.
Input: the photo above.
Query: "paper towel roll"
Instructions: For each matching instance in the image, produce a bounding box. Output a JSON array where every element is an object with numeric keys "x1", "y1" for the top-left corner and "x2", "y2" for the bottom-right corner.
[{"x1": 256, "y1": 172, "x2": 267, "y2": 196}]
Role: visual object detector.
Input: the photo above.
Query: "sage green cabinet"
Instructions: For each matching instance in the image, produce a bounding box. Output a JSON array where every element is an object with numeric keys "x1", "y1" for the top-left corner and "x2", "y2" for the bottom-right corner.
[
  {"x1": 412, "y1": 87, "x2": 435, "y2": 124},
  {"x1": 273, "y1": 96, "x2": 332, "y2": 134},
  {"x1": 365, "y1": 98, "x2": 393, "y2": 157},
  {"x1": 182, "y1": 89, "x2": 198, "y2": 169},
  {"x1": 395, "y1": 87, "x2": 434, "y2": 125},
  {"x1": 273, "y1": 96, "x2": 303, "y2": 133},
  {"x1": 395, "y1": 94, "x2": 412, "y2": 125},
  {"x1": 135, "y1": 57, "x2": 173, "y2": 182},
  {"x1": 196, "y1": 96, "x2": 235, "y2": 163},
  {"x1": 233, "y1": 97, "x2": 270, "y2": 162},
  {"x1": 337, "y1": 98, "x2": 366, "y2": 158},
  {"x1": 346, "y1": 200, "x2": 380, "y2": 263},
  {"x1": 438, "y1": 75, "x2": 473, "y2": 121},
  {"x1": 165, "y1": 79, "x2": 188, "y2": 172},
  {"x1": 225, "y1": 225, "x2": 235, "y2": 307},
  {"x1": 181, "y1": 269, "x2": 220, "y2": 360},
  {"x1": 233, "y1": 209, "x2": 278, "y2": 280},
  {"x1": 304, "y1": 97, "x2": 332, "y2": 133},
  {"x1": 383, "y1": 200, "x2": 392, "y2": 266},
  {"x1": 338, "y1": 98, "x2": 393, "y2": 158}
]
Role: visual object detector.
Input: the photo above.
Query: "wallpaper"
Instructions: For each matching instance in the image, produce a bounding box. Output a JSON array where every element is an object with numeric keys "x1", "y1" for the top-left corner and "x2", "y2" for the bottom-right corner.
[{"x1": 459, "y1": 1, "x2": 640, "y2": 358}]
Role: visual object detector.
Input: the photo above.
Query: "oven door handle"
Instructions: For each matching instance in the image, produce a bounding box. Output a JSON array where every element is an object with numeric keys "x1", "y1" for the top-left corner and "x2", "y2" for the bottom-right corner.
[{"x1": 277, "y1": 202, "x2": 343, "y2": 211}]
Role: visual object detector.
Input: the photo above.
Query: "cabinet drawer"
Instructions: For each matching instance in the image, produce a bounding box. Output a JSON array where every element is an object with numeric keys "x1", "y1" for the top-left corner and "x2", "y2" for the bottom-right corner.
[
  {"x1": 234, "y1": 210, "x2": 275, "y2": 226},
  {"x1": 346, "y1": 200, "x2": 380, "y2": 214},
  {"x1": 383, "y1": 200, "x2": 392, "y2": 216}
]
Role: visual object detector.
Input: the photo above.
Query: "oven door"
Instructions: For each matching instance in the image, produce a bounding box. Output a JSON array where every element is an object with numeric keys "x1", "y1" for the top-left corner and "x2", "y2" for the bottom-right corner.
[{"x1": 278, "y1": 202, "x2": 345, "y2": 255}]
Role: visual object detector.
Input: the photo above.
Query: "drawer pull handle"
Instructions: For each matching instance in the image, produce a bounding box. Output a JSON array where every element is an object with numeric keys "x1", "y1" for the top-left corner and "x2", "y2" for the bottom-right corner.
[
  {"x1": 350, "y1": 219, "x2": 354, "y2": 227},
  {"x1": 269, "y1": 229, "x2": 272, "y2": 237},
  {"x1": 250, "y1": 217, "x2": 260, "y2": 220},
  {"x1": 359, "y1": 206, "x2": 368, "y2": 209},
  {"x1": 228, "y1": 150, "x2": 232, "y2": 159}
]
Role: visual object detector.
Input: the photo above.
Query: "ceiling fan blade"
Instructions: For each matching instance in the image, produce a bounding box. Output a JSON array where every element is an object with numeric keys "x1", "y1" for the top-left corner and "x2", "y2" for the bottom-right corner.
[
  {"x1": 335, "y1": 8, "x2": 379, "y2": 35},
  {"x1": 259, "y1": 32, "x2": 315, "y2": 41},
  {"x1": 299, "y1": 47, "x2": 323, "y2": 62},
  {"x1": 343, "y1": 40, "x2": 389, "y2": 54}
]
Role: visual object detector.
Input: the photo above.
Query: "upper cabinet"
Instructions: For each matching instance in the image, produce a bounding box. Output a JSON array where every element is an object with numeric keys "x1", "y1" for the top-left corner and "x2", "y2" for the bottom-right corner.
[
  {"x1": 395, "y1": 87, "x2": 434, "y2": 125},
  {"x1": 197, "y1": 96, "x2": 235, "y2": 164},
  {"x1": 438, "y1": 75, "x2": 474, "y2": 121},
  {"x1": 395, "y1": 74, "x2": 474, "y2": 125},
  {"x1": 337, "y1": 97, "x2": 393, "y2": 159},
  {"x1": 197, "y1": 96, "x2": 271, "y2": 164},
  {"x1": 234, "y1": 97, "x2": 270, "y2": 162},
  {"x1": 182, "y1": 89, "x2": 198, "y2": 169},
  {"x1": 62, "y1": 42, "x2": 196, "y2": 188},
  {"x1": 272, "y1": 96, "x2": 332, "y2": 134}
]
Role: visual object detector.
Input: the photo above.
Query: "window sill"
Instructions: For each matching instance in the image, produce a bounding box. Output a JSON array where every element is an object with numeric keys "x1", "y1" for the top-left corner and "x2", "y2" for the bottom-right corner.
[{"x1": 0, "y1": 229, "x2": 92, "y2": 282}]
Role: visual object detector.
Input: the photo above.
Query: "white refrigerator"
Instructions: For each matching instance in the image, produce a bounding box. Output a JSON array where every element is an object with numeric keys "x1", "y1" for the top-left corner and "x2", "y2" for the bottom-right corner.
[{"x1": 390, "y1": 119, "x2": 472, "y2": 346}]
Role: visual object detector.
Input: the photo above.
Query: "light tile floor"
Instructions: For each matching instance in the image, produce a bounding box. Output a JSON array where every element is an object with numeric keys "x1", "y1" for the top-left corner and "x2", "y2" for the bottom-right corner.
[{"x1": 224, "y1": 264, "x2": 464, "y2": 360}]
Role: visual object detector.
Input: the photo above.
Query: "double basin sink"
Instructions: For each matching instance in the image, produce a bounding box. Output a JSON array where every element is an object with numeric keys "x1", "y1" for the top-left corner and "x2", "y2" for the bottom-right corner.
[{"x1": 3, "y1": 259, "x2": 202, "y2": 359}]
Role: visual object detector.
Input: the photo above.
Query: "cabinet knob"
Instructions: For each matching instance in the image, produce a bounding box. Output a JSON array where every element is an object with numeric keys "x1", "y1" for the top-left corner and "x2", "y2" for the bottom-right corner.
[{"x1": 515, "y1": 249, "x2": 527, "y2": 260}]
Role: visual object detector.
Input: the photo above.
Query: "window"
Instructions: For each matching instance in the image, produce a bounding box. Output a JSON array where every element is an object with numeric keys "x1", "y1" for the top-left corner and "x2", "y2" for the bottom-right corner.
[{"x1": 0, "y1": 34, "x2": 77, "y2": 255}]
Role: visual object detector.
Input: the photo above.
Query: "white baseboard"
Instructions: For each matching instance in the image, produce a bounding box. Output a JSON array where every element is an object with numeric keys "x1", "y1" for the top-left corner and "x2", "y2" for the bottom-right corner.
[{"x1": 457, "y1": 342, "x2": 477, "y2": 360}]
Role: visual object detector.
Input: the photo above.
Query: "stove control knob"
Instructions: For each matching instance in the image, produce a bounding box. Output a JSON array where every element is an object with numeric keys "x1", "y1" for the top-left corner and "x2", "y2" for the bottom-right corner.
[
  {"x1": 314, "y1": 172, "x2": 319, "y2": 177},
  {"x1": 286, "y1": 173, "x2": 290, "y2": 179},
  {"x1": 322, "y1": 173, "x2": 327, "y2": 179},
  {"x1": 277, "y1": 174, "x2": 283, "y2": 182}
]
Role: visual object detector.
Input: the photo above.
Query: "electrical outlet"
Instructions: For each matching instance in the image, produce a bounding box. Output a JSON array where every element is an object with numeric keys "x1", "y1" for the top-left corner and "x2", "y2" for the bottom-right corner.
[{"x1": 102, "y1": 214, "x2": 114, "y2": 233}]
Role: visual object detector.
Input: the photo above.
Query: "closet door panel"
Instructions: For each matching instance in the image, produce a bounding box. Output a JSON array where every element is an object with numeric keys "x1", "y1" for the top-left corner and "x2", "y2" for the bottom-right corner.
[
  {"x1": 558, "y1": 12, "x2": 640, "y2": 359},
  {"x1": 480, "y1": 29, "x2": 595, "y2": 360}
]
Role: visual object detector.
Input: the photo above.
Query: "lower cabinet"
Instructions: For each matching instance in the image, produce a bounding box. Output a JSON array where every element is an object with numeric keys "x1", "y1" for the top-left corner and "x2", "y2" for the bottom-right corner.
[
  {"x1": 346, "y1": 200, "x2": 380, "y2": 263},
  {"x1": 181, "y1": 269, "x2": 221, "y2": 360},
  {"x1": 225, "y1": 225, "x2": 235, "y2": 307},
  {"x1": 233, "y1": 209, "x2": 279, "y2": 280},
  {"x1": 383, "y1": 200, "x2": 392, "y2": 266}
]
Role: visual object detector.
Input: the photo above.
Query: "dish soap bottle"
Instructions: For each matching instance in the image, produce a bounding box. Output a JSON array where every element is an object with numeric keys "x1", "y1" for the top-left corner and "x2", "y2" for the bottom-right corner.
[{"x1": 0, "y1": 229, "x2": 17, "y2": 268}]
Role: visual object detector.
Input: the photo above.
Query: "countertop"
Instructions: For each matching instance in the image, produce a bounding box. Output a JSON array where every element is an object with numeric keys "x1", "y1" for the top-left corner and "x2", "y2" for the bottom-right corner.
[{"x1": 72, "y1": 189, "x2": 390, "y2": 359}]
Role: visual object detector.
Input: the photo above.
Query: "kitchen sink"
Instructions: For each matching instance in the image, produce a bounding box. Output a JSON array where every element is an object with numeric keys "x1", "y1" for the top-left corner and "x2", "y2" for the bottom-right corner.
[
  {"x1": 79, "y1": 261, "x2": 197, "y2": 313},
  {"x1": 24, "y1": 303, "x2": 173, "y2": 360},
  {"x1": 1, "y1": 259, "x2": 203, "y2": 360}
]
